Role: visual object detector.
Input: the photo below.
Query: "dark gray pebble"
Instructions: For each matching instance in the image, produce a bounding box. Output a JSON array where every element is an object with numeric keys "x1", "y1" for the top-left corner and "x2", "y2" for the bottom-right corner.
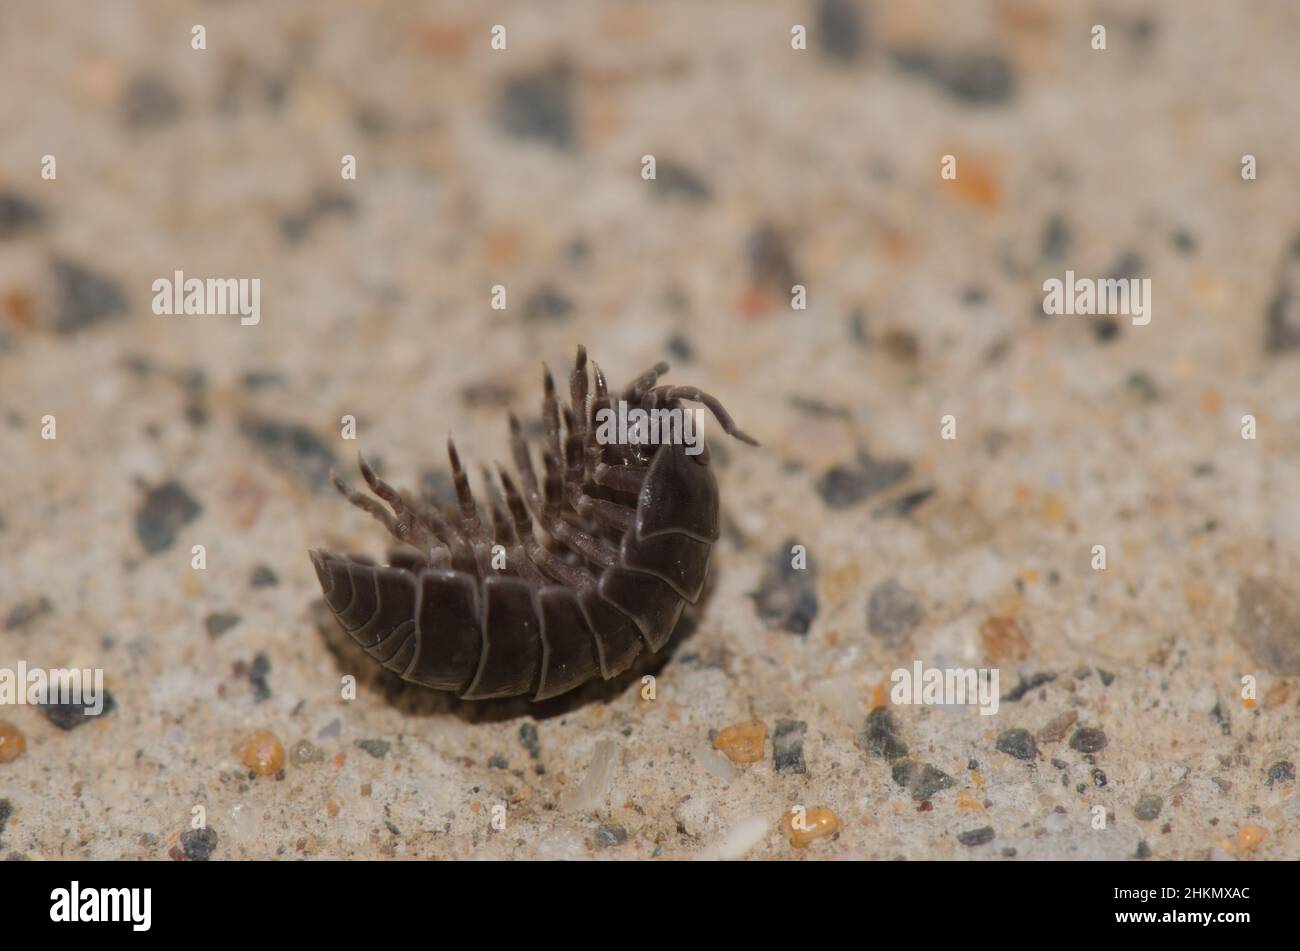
[
  {"x1": 891, "y1": 759, "x2": 954, "y2": 801},
  {"x1": 996, "y1": 728, "x2": 1038, "y2": 761},
  {"x1": 866, "y1": 579, "x2": 922, "y2": 645},
  {"x1": 181, "y1": 827, "x2": 218, "y2": 861},
  {"x1": 136, "y1": 481, "x2": 201, "y2": 554},
  {"x1": 355, "y1": 739, "x2": 390, "y2": 759},
  {"x1": 204, "y1": 612, "x2": 241, "y2": 638},
  {"x1": 856, "y1": 707, "x2": 908, "y2": 760},
  {"x1": 43, "y1": 691, "x2": 116, "y2": 730},
  {"x1": 772, "y1": 719, "x2": 808, "y2": 774},
  {"x1": 957, "y1": 826, "x2": 995, "y2": 847},
  {"x1": 1134, "y1": 794, "x2": 1163, "y2": 821},
  {"x1": 1069, "y1": 727, "x2": 1108, "y2": 754}
]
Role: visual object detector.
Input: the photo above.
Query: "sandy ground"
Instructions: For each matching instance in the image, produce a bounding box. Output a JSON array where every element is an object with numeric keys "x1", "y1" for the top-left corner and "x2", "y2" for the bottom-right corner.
[{"x1": 1, "y1": 0, "x2": 1299, "y2": 860}]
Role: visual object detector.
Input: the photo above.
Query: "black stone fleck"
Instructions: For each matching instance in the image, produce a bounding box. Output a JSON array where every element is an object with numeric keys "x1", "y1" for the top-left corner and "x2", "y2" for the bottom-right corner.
[
  {"x1": 121, "y1": 74, "x2": 182, "y2": 128},
  {"x1": 5, "y1": 596, "x2": 52, "y2": 631},
  {"x1": 1069, "y1": 727, "x2": 1108, "y2": 754},
  {"x1": 239, "y1": 416, "x2": 337, "y2": 491},
  {"x1": 815, "y1": 0, "x2": 866, "y2": 64},
  {"x1": 250, "y1": 565, "x2": 279, "y2": 588},
  {"x1": 204, "y1": 612, "x2": 241, "y2": 638},
  {"x1": 773, "y1": 719, "x2": 808, "y2": 774},
  {"x1": 1266, "y1": 761, "x2": 1295, "y2": 786},
  {"x1": 957, "y1": 826, "x2": 995, "y2": 847},
  {"x1": 857, "y1": 707, "x2": 909, "y2": 760},
  {"x1": 816, "y1": 451, "x2": 910, "y2": 509},
  {"x1": 1096, "y1": 669, "x2": 1115, "y2": 686},
  {"x1": 135, "y1": 480, "x2": 202, "y2": 554},
  {"x1": 890, "y1": 48, "x2": 1015, "y2": 105},
  {"x1": 51, "y1": 258, "x2": 127, "y2": 334},
  {"x1": 523, "y1": 284, "x2": 574, "y2": 322},
  {"x1": 355, "y1": 739, "x2": 390, "y2": 759},
  {"x1": 181, "y1": 827, "x2": 218, "y2": 861},
  {"x1": 1001, "y1": 671, "x2": 1057, "y2": 703},
  {"x1": 1135, "y1": 840, "x2": 1151, "y2": 859},
  {"x1": 750, "y1": 538, "x2": 818, "y2": 636},
  {"x1": 891, "y1": 759, "x2": 954, "y2": 800},
  {"x1": 43, "y1": 691, "x2": 116, "y2": 731},
  {"x1": 653, "y1": 161, "x2": 712, "y2": 203},
  {"x1": 497, "y1": 62, "x2": 576, "y2": 150},
  {"x1": 0, "y1": 193, "x2": 43, "y2": 239},
  {"x1": 1041, "y1": 214, "x2": 1071, "y2": 261},
  {"x1": 996, "y1": 728, "x2": 1038, "y2": 761},
  {"x1": 519, "y1": 722, "x2": 541, "y2": 759},
  {"x1": 866, "y1": 579, "x2": 923, "y2": 645},
  {"x1": 249, "y1": 652, "x2": 272, "y2": 702}
]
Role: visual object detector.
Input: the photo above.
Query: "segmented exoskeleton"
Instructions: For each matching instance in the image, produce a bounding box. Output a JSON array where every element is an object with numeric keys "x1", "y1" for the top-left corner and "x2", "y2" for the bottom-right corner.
[{"x1": 309, "y1": 346, "x2": 756, "y2": 701}]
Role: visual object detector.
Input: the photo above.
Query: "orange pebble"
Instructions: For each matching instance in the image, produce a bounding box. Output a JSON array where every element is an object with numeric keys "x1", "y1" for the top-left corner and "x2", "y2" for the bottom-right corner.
[
  {"x1": 712, "y1": 721, "x2": 768, "y2": 764},
  {"x1": 1236, "y1": 825, "x2": 1266, "y2": 852},
  {"x1": 238, "y1": 729, "x2": 285, "y2": 776},
  {"x1": 782, "y1": 806, "x2": 839, "y2": 848},
  {"x1": 0, "y1": 721, "x2": 25, "y2": 764}
]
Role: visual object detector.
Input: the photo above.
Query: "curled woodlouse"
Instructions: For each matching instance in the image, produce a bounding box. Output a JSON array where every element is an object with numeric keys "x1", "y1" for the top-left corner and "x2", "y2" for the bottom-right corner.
[{"x1": 309, "y1": 346, "x2": 757, "y2": 701}]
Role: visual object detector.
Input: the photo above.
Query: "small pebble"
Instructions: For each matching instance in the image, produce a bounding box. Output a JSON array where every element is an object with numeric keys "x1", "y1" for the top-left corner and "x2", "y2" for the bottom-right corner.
[
  {"x1": 866, "y1": 579, "x2": 923, "y2": 645},
  {"x1": 239, "y1": 415, "x2": 338, "y2": 492},
  {"x1": 356, "y1": 739, "x2": 390, "y2": 759},
  {"x1": 44, "y1": 691, "x2": 116, "y2": 730},
  {"x1": 815, "y1": 452, "x2": 910, "y2": 509},
  {"x1": 204, "y1": 612, "x2": 241, "y2": 638},
  {"x1": 290, "y1": 739, "x2": 324, "y2": 767},
  {"x1": 815, "y1": 0, "x2": 866, "y2": 64},
  {"x1": 856, "y1": 707, "x2": 908, "y2": 760},
  {"x1": 488, "y1": 754, "x2": 509, "y2": 769},
  {"x1": 135, "y1": 480, "x2": 202, "y2": 554},
  {"x1": 496, "y1": 61, "x2": 576, "y2": 150},
  {"x1": 1236, "y1": 825, "x2": 1266, "y2": 852},
  {"x1": 51, "y1": 257, "x2": 127, "y2": 334},
  {"x1": 1134, "y1": 794, "x2": 1163, "y2": 821},
  {"x1": 1069, "y1": 727, "x2": 1108, "y2": 754},
  {"x1": 781, "y1": 805, "x2": 839, "y2": 848},
  {"x1": 595, "y1": 824, "x2": 627, "y2": 848},
  {"x1": 181, "y1": 827, "x2": 218, "y2": 861},
  {"x1": 0, "y1": 192, "x2": 43, "y2": 238},
  {"x1": 750, "y1": 539, "x2": 818, "y2": 636},
  {"x1": 518, "y1": 722, "x2": 541, "y2": 759},
  {"x1": 0, "y1": 722, "x2": 25, "y2": 764},
  {"x1": 957, "y1": 826, "x2": 995, "y2": 847},
  {"x1": 891, "y1": 760, "x2": 955, "y2": 801},
  {"x1": 4, "y1": 596, "x2": 52, "y2": 631},
  {"x1": 772, "y1": 719, "x2": 807, "y2": 774},
  {"x1": 238, "y1": 729, "x2": 285, "y2": 776},
  {"x1": 996, "y1": 728, "x2": 1038, "y2": 761},
  {"x1": 1266, "y1": 761, "x2": 1295, "y2": 786},
  {"x1": 0, "y1": 799, "x2": 11, "y2": 845},
  {"x1": 712, "y1": 721, "x2": 768, "y2": 765},
  {"x1": 250, "y1": 565, "x2": 279, "y2": 588}
]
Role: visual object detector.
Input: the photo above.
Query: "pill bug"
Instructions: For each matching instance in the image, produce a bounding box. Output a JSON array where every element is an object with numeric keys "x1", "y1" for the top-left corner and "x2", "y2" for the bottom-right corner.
[{"x1": 309, "y1": 346, "x2": 757, "y2": 701}]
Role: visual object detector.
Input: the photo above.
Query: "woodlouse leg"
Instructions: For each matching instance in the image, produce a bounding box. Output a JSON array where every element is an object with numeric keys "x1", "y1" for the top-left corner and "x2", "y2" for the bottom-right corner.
[
  {"x1": 541, "y1": 364, "x2": 563, "y2": 465},
  {"x1": 499, "y1": 468, "x2": 596, "y2": 590},
  {"x1": 447, "y1": 438, "x2": 494, "y2": 577},
  {"x1": 574, "y1": 493, "x2": 636, "y2": 533},
  {"x1": 331, "y1": 469, "x2": 402, "y2": 537},
  {"x1": 540, "y1": 451, "x2": 620, "y2": 569},
  {"x1": 355, "y1": 454, "x2": 443, "y2": 554},
  {"x1": 507, "y1": 413, "x2": 545, "y2": 514},
  {"x1": 622, "y1": 360, "x2": 671, "y2": 403},
  {"x1": 568, "y1": 345, "x2": 588, "y2": 440},
  {"x1": 649, "y1": 384, "x2": 760, "y2": 446},
  {"x1": 593, "y1": 462, "x2": 648, "y2": 494}
]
